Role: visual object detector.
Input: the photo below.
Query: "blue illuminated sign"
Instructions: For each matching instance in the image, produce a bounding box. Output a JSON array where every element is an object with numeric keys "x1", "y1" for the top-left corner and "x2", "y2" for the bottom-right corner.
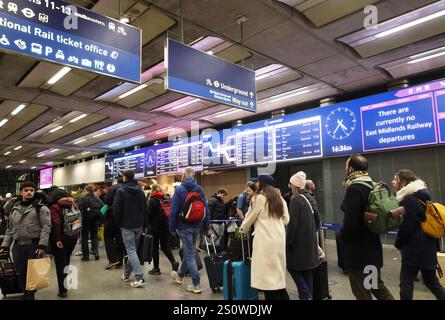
[
  {"x1": 165, "y1": 38, "x2": 256, "y2": 112},
  {"x1": 0, "y1": 0, "x2": 141, "y2": 82}
]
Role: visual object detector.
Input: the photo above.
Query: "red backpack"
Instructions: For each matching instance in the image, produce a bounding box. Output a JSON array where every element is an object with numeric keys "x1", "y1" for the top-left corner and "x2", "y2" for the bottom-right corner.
[
  {"x1": 160, "y1": 199, "x2": 171, "y2": 221},
  {"x1": 181, "y1": 191, "x2": 206, "y2": 222}
]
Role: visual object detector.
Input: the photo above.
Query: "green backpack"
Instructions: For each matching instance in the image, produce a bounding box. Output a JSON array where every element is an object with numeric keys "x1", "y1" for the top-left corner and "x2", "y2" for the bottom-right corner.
[{"x1": 351, "y1": 181, "x2": 402, "y2": 234}]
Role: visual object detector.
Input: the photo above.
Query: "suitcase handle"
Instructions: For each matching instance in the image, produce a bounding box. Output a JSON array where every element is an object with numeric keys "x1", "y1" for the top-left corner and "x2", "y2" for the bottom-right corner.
[
  {"x1": 240, "y1": 232, "x2": 251, "y2": 262},
  {"x1": 204, "y1": 234, "x2": 217, "y2": 256}
]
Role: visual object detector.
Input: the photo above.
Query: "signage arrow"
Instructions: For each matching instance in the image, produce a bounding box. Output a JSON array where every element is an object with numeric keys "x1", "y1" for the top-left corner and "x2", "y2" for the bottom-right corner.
[{"x1": 249, "y1": 91, "x2": 254, "y2": 98}]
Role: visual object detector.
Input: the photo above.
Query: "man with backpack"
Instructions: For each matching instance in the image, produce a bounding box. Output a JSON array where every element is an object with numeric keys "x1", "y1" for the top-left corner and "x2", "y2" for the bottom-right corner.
[
  {"x1": 48, "y1": 188, "x2": 81, "y2": 298},
  {"x1": 169, "y1": 167, "x2": 211, "y2": 294},
  {"x1": 340, "y1": 154, "x2": 394, "y2": 300},
  {"x1": 0, "y1": 182, "x2": 51, "y2": 300},
  {"x1": 78, "y1": 184, "x2": 103, "y2": 261},
  {"x1": 146, "y1": 184, "x2": 179, "y2": 276}
]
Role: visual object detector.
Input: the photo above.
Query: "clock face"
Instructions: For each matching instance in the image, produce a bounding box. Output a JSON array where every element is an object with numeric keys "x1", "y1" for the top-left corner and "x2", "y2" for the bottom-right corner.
[
  {"x1": 325, "y1": 107, "x2": 356, "y2": 140},
  {"x1": 146, "y1": 149, "x2": 156, "y2": 167}
]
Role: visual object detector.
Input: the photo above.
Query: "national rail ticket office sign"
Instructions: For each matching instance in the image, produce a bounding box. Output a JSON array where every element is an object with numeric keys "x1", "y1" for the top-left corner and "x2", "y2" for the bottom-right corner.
[{"x1": 0, "y1": 0, "x2": 141, "y2": 82}]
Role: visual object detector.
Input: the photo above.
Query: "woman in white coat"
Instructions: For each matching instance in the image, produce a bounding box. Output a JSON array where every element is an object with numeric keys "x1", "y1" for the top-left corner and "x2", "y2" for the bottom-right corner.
[{"x1": 240, "y1": 174, "x2": 290, "y2": 300}]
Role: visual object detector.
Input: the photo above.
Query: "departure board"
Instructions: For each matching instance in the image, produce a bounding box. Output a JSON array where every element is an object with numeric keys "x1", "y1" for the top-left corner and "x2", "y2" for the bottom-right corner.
[
  {"x1": 236, "y1": 127, "x2": 274, "y2": 166},
  {"x1": 435, "y1": 89, "x2": 445, "y2": 143}
]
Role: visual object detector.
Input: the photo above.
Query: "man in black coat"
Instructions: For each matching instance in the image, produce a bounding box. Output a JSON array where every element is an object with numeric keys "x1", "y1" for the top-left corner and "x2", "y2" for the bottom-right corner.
[
  {"x1": 340, "y1": 154, "x2": 394, "y2": 300},
  {"x1": 113, "y1": 170, "x2": 147, "y2": 288},
  {"x1": 207, "y1": 188, "x2": 228, "y2": 220}
]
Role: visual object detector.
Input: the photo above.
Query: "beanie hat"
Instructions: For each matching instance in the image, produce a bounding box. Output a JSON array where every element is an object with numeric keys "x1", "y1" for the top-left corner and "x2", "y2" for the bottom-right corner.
[
  {"x1": 49, "y1": 189, "x2": 70, "y2": 205},
  {"x1": 290, "y1": 171, "x2": 306, "y2": 189}
]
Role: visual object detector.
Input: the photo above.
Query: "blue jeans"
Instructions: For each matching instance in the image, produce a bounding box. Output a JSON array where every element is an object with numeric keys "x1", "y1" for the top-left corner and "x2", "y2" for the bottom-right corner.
[
  {"x1": 289, "y1": 270, "x2": 314, "y2": 300},
  {"x1": 121, "y1": 227, "x2": 143, "y2": 281},
  {"x1": 178, "y1": 228, "x2": 200, "y2": 286}
]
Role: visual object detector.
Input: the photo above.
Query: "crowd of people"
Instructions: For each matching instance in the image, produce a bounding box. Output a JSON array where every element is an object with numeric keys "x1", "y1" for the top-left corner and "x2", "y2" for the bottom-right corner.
[{"x1": 0, "y1": 153, "x2": 444, "y2": 300}]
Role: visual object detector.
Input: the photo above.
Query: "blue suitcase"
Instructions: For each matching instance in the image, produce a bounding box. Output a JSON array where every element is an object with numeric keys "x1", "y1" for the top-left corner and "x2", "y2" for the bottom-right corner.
[{"x1": 223, "y1": 260, "x2": 258, "y2": 300}]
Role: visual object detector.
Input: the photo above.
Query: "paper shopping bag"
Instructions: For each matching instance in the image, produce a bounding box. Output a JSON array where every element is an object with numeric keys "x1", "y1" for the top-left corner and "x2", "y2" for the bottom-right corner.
[{"x1": 26, "y1": 258, "x2": 51, "y2": 291}]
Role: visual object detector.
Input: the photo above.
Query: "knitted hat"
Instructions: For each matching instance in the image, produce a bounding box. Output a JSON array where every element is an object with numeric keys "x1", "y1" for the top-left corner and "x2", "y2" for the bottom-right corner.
[{"x1": 290, "y1": 171, "x2": 306, "y2": 189}]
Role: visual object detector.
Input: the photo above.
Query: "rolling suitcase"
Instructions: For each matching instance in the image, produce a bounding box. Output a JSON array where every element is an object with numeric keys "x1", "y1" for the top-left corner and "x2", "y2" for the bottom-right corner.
[
  {"x1": 0, "y1": 252, "x2": 22, "y2": 297},
  {"x1": 137, "y1": 231, "x2": 154, "y2": 265},
  {"x1": 179, "y1": 248, "x2": 203, "y2": 271},
  {"x1": 204, "y1": 235, "x2": 227, "y2": 293},
  {"x1": 313, "y1": 229, "x2": 332, "y2": 300},
  {"x1": 223, "y1": 233, "x2": 258, "y2": 300}
]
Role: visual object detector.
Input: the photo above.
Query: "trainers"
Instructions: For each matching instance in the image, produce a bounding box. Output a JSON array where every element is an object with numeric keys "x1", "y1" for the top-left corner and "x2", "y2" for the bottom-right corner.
[
  {"x1": 172, "y1": 261, "x2": 180, "y2": 272},
  {"x1": 105, "y1": 262, "x2": 116, "y2": 270},
  {"x1": 130, "y1": 279, "x2": 146, "y2": 288},
  {"x1": 148, "y1": 268, "x2": 161, "y2": 275},
  {"x1": 121, "y1": 274, "x2": 130, "y2": 282},
  {"x1": 186, "y1": 284, "x2": 202, "y2": 294},
  {"x1": 171, "y1": 271, "x2": 183, "y2": 284}
]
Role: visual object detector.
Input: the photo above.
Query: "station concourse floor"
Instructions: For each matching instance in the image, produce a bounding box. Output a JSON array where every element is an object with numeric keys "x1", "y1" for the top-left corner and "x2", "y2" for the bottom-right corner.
[{"x1": 2, "y1": 238, "x2": 438, "y2": 300}]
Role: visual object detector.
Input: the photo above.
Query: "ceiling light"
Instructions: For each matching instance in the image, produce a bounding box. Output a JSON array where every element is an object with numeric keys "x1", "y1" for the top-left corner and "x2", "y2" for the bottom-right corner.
[
  {"x1": 37, "y1": 154, "x2": 45, "y2": 158},
  {"x1": 213, "y1": 109, "x2": 242, "y2": 119},
  {"x1": 46, "y1": 162, "x2": 53, "y2": 165},
  {"x1": 108, "y1": 142, "x2": 122, "y2": 147},
  {"x1": 118, "y1": 84, "x2": 148, "y2": 99},
  {"x1": 19, "y1": 160, "x2": 26, "y2": 163},
  {"x1": 30, "y1": 166, "x2": 36, "y2": 169},
  {"x1": 66, "y1": 155, "x2": 75, "y2": 159},
  {"x1": 169, "y1": 98, "x2": 201, "y2": 111},
  {"x1": 129, "y1": 135, "x2": 145, "y2": 142},
  {"x1": 47, "y1": 67, "x2": 72, "y2": 85},
  {"x1": 206, "y1": 50, "x2": 214, "y2": 55},
  {"x1": 0, "y1": 118, "x2": 8, "y2": 127},
  {"x1": 4, "y1": 151, "x2": 11, "y2": 155},
  {"x1": 120, "y1": 17, "x2": 130, "y2": 23},
  {"x1": 5, "y1": 165, "x2": 11, "y2": 169},
  {"x1": 116, "y1": 121, "x2": 136, "y2": 130},
  {"x1": 69, "y1": 114, "x2": 87, "y2": 123},
  {"x1": 93, "y1": 132, "x2": 107, "y2": 138},
  {"x1": 374, "y1": 9, "x2": 445, "y2": 39},
  {"x1": 14, "y1": 146, "x2": 22, "y2": 150},
  {"x1": 407, "y1": 51, "x2": 445, "y2": 64},
  {"x1": 49, "y1": 125, "x2": 63, "y2": 133},
  {"x1": 74, "y1": 139, "x2": 86, "y2": 144},
  {"x1": 49, "y1": 149, "x2": 59, "y2": 153},
  {"x1": 268, "y1": 89, "x2": 312, "y2": 103},
  {"x1": 82, "y1": 151, "x2": 91, "y2": 155},
  {"x1": 11, "y1": 104, "x2": 26, "y2": 115},
  {"x1": 255, "y1": 64, "x2": 288, "y2": 81},
  {"x1": 156, "y1": 126, "x2": 175, "y2": 134}
]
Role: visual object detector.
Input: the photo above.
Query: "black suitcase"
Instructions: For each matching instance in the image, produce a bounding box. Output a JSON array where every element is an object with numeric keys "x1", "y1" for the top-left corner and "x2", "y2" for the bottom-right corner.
[
  {"x1": 335, "y1": 231, "x2": 345, "y2": 272},
  {"x1": 313, "y1": 260, "x2": 331, "y2": 300},
  {"x1": 203, "y1": 235, "x2": 227, "y2": 293},
  {"x1": 0, "y1": 252, "x2": 22, "y2": 297},
  {"x1": 137, "y1": 232, "x2": 154, "y2": 265}
]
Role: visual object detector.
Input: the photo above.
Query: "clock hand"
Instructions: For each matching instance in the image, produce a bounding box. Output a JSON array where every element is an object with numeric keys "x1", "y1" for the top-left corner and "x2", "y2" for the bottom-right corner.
[{"x1": 333, "y1": 122, "x2": 342, "y2": 135}]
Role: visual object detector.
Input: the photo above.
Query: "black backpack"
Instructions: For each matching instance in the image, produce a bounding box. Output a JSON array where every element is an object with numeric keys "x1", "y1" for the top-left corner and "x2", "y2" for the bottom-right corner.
[
  {"x1": 62, "y1": 206, "x2": 82, "y2": 236},
  {"x1": 84, "y1": 196, "x2": 102, "y2": 219}
]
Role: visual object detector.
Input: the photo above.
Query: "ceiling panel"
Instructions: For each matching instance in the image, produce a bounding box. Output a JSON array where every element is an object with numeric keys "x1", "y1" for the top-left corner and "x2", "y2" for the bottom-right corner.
[{"x1": 133, "y1": 7, "x2": 177, "y2": 46}]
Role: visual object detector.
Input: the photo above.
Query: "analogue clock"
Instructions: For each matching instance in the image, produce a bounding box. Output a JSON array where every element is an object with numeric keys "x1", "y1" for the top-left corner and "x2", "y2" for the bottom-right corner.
[
  {"x1": 146, "y1": 149, "x2": 156, "y2": 167},
  {"x1": 325, "y1": 107, "x2": 356, "y2": 140}
]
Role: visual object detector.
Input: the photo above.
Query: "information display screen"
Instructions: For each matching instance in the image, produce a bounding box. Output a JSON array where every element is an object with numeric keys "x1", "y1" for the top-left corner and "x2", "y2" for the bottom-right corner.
[
  {"x1": 39, "y1": 167, "x2": 53, "y2": 189},
  {"x1": 105, "y1": 78, "x2": 445, "y2": 179}
]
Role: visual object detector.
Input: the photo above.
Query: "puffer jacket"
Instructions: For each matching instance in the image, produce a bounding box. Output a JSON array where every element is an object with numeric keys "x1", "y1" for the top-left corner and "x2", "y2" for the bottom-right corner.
[{"x1": 1, "y1": 198, "x2": 51, "y2": 248}]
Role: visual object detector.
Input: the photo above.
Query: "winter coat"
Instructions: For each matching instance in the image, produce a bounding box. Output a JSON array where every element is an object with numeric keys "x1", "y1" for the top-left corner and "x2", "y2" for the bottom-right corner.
[
  {"x1": 78, "y1": 194, "x2": 103, "y2": 220},
  {"x1": 113, "y1": 181, "x2": 146, "y2": 229},
  {"x1": 286, "y1": 194, "x2": 319, "y2": 271},
  {"x1": 50, "y1": 198, "x2": 80, "y2": 243},
  {"x1": 104, "y1": 183, "x2": 122, "y2": 219},
  {"x1": 340, "y1": 176, "x2": 383, "y2": 270},
  {"x1": 240, "y1": 193, "x2": 289, "y2": 291},
  {"x1": 147, "y1": 192, "x2": 169, "y2": 232},
  {"x1": 207, "y1": 194, "x2": 227, "y2": 220},
  {"x1": 169, "y1": 179, "x2": 210, "y2": 234},
  {"x1": 1, "y1": 197, "x2": 51, "y2": 249},
  {"x1": 395, "y1": 180, "x2": 438, "y2": 270},
  {"x1": 300, "y1": 189, "x2": 321, "y2": 230}
]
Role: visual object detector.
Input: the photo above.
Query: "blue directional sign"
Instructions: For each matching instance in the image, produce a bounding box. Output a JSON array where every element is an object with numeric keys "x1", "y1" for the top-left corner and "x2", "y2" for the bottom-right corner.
[
  {"x1": 0, "y1": 0, "x2": 141, "y2": 83},
  {"x1": 165, "y1": 38, "x2": 256, "y2": 112}
]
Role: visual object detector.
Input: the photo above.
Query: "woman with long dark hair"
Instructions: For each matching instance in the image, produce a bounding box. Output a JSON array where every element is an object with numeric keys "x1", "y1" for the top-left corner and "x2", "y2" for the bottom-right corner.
[
  {"x1": 240, "y1": 174, "x2": 289, "y2": 300},
  {"x1": 393, "y1": 169, "x2": 445, "y2": 300}
]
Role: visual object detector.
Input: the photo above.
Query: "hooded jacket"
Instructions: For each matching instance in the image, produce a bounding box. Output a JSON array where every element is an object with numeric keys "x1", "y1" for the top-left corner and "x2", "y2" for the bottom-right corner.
[
  {"x1": 50, "y1": 197, "x2": 80, "y2": 243},
  {"x1": 147, "y1": 191, "x2": 168, "y2": 232},
  {"x1": 169, "y1": 178, "x2": 210, "y2": 234},
  {"x1": 1, "y1": 197, "x2": 51, "y2": 249},
  {"x1": 207, "y1": 194, "x2": 227, "y2": 220},
  {"x1": 113, "y1": 181, "x2": 146, "y2": 229},
  {"x1": 395, "y1": 179, "x2": 438, "y2": 270},
  {"x1": 104, "y1": 183, "x2": 122, "y2": 219}
]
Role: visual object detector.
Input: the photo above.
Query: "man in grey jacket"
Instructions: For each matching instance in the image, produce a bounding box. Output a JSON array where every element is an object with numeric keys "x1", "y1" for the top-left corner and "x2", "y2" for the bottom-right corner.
[{"x1": 0, "y1": 182, "x2": 51, "y2": 300}]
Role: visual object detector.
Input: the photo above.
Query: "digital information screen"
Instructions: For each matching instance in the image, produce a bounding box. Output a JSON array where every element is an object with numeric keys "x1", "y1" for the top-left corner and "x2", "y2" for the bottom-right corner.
[
  {"x1": 105, "y1": 79, "x2": 445, "y2": 179},
  {"x1": 39, "y1": 167, "x2": 53, "y2": 189}
]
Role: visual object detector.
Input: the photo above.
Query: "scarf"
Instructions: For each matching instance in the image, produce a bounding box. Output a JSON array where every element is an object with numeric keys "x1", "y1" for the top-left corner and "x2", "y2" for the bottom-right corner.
[
  {"x1": 343, "y1": 171, "x2": 370, "y2": 189},
  {"x1": 396, "y1": 179, "x2": 427, "y2": 202}
]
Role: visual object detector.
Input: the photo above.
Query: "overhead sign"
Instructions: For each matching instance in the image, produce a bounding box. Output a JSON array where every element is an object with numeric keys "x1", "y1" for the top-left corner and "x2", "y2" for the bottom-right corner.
[
  {"x1": 0, "y1": 0, "x2": 141, "y2": 82},
  {"x1": 165, "y1": 38, "x2": 256, "y2": 112}
]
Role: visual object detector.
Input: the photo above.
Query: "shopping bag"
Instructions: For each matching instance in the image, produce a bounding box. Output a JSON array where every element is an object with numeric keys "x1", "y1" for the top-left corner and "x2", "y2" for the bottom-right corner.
[
  {"x1": 100, "y1": 204, "x2": 108, "y2": 216},
  {"x1": 26, "y1": 258, "x2": 51, "y2": 291},
  {"x1": 98, "y1": 225, "x2": 104, "y2": 241}
]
